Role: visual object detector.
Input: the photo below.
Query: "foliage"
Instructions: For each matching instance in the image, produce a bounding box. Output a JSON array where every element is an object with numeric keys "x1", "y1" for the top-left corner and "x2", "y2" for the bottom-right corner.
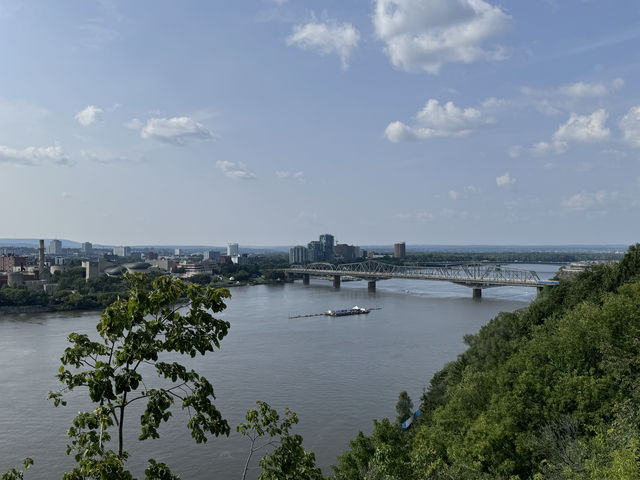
[
  {"x1": 395, "y1": 391, "x2": 413, "y2": 425},
  {"x1": 48, "y1": 274, "x2": 231, "y2": 479},
  {"x1": 237, "y1": 401, "x2": 315, "y2": 480},
  {"x1": 1, "y1": 459, "x2": 33, "y2": 480},
  {"x1": 332, "y1": 243, "x2": 640, "y2": 480}
]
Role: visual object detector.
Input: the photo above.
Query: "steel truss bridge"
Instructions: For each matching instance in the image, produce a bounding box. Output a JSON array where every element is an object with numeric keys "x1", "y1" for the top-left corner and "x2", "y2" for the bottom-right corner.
[{"x1": 284, "y1": 260, "x2": 557, "y2": 298}]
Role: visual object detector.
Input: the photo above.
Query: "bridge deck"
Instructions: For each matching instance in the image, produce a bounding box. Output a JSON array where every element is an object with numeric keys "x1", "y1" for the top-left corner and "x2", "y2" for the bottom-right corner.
[{"x1": 285, "y1": 260, "x2": 556, "y2": 289}]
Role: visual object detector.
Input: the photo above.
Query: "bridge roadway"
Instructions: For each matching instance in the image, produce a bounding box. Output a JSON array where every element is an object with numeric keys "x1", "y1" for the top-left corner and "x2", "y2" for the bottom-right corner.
[{"x1": 284, "y1": 260, "x2": 558, "y2": 298}]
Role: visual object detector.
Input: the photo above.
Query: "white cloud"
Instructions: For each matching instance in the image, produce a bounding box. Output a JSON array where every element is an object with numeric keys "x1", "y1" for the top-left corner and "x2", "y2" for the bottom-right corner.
[
  {"x1": 530, "y1": 140, "x2": 567, "y2": 156},
  {"x1": 373, "y1": 0, "x2": 511, "y2": 74},
  {"x1": 80, "y1": 150, "x2": 143, "y2": 165},
  {"x1": 287, "y1": 20, "x2": 360, "y2": 68},
  {"x1": 558, "y1": 78, "x2": 624, "y2": 98},
  {"x1": 138, "y1": 117, "x2": 215, "y2": 145},
  {"x1": 619, "y1": 105, "x2": 640, "y2": 148},
  {"x1": 508, "y1": 145, "x2": 522, "y2": 159},
  {"x1": 61, "y1": 191, "x2": 72, "y2": 198},
  {"x1": 124, "y1": 118, "x2": 143, "y2": 130},
  {"x1": 448, "y1": 190, "x2": 459, "y2": 200},
  {"x1": 385, "y1": 99, "x2": 488, "y2": 142},
  {"x1": 75, "y1": 105, "x2": 103, "y2": 126},
  {"x1": 553, "y1": 109, "x2": 610, "y2": 142},
  {"x1": 480, "y1": 97, "x2": 508, "y2": 109},
  {"x1": 496, "y1": 172, "x2": 515, "y2": 187},
  {"x1": 559, "y1": 82, "x2": 608, "y2": 98},
  {"x1": 276, "y1": 170, "x2": 304, "y2": 181},
  {"x1": 563, "y1": 190, "x2": 607, "y2": 211},
  {"x1": 0, "y1": 143, "x2": 70, "y2": 166},
  {"x1": 216, "y1": 161, "x2": 255, "y2": 180}
]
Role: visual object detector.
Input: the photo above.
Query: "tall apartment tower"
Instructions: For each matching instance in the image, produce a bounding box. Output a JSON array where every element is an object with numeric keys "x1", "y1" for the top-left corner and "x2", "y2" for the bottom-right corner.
[
  {"x1": 289, "y1": 246, "x2": 308, "y2": 264},
  {"x1": 307, "y1": 241, "x2": 322, "y2": 262},
  {"x1": 48, "y1": 239, "x2": 62, "y2": 255},
  {"x1": 227, "y1": 243, "x2": 239, "y2": 256},
  {"x1": 393, "y1": 242, "x2": 406, "y2": 259},
  {"x1": 319, "y1": 234, "x2": 334, "y2": 262}
]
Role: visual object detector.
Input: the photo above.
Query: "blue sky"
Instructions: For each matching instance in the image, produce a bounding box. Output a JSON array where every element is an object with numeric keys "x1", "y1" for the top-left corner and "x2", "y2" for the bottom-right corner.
[{"x1": 1, "y1": 0, "x2": 639, "y2": 246}]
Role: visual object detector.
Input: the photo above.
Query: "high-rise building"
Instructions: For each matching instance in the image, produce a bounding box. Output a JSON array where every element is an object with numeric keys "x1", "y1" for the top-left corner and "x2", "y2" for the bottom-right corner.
[
  {"x1": 289, "y1": 246, "x2": 308, "y2": 264},
  {"x1": 335, "y1": 244, "x2": 358, "y2": 260},
  {"x1": 307, "y1": 241, "x2": 323, "y2": 262},
  {"x1": 81, "y1": 242, "x2": 92, "y2": 254},
  {"x1": 227, "y1": 243, "x2": 239, "y2": 256},
  {"x1": 48, "y1": 239, "x2": 62, "y2": 255},
  {"x1": 394, "y1": 242, "x2": 406, "y2": 259},
  {"x1": 203, "y1": 250, "x2": 220, "y2": 261},
  {"x1": 174, "y1": 248, "x2": 182, "y2": 256},
  {"x1": 319, "y1": 234, "x2": 334, "y2": 262},
  {"x1": 113, "y1": 246, "x2": 131, "y2": 257}
]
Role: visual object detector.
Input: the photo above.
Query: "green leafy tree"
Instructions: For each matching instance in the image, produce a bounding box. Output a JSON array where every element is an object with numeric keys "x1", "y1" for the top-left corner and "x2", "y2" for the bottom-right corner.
[
  {"x1": 48, "y1": 274, "x2": 232, "y2": 479},
  {"x1": 395, "y1": 391, "x2": 413, "y2": 425},
  {"x1": 1, "y1": 459, "x2": 33, "y2": 480},
  {"x1": 237, "y1": 401, "x2": 299, "y2": 480},
  {"x1": 259, "y1": 433, "x2": 324, "y2": 480}
]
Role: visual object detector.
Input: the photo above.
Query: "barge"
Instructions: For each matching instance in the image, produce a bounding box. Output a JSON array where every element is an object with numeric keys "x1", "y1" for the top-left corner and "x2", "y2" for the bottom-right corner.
[{"x1": 326, "y1": 306, "x2": 370, "y2": 317}]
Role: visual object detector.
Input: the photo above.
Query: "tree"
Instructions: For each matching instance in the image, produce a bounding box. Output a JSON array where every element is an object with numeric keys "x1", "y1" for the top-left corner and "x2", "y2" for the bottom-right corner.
[
  {"x1": 237, "y1": 401, "x2": 299, "y2": 480},
  {"x1": 48, "y1": 274, "x2": 232, "y2": 479},
  {"x1": 237, "y1": 401, "x2": 324, "y2": 480},
  {"x1": 1, "y1": 459, "x2": 33, "y2": 480},
  {"x1": 395, "y1": 391, "x2": 413, "y2": 425}
]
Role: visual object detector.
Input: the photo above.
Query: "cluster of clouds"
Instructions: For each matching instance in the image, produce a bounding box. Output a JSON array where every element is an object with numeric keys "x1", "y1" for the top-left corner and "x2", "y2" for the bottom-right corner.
[
  {"x1": 385, "y1": 99, "x2": 490, "y2": 142},
  {"x1": 0, "y1": 143, "x2": 70, "y2": 167},
  {"x1": 524, "y1": 105, "x2": 640, "y2": 157},
  {"x1": 286, "y1": 19, "x2": 359, "y2": 69},
  {"x1": 286, "y1": 0, "x2": 510, "y2": 71}
]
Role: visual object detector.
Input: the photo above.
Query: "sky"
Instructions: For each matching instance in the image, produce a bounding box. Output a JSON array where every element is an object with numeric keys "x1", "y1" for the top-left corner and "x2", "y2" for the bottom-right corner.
[{"x1": 1, "y1": 0, "x2": 639, "y2": 246}]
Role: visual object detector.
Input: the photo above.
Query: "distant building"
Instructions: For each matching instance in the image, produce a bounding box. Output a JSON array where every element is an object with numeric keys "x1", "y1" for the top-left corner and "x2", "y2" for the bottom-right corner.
[
  {"x1": 0, "y1": 255, "x2": 26, "y2": 272},
  {"x1": 394, "y1": 242, "x2": 406, "y2": 259},
  {"x1": 81, "y1": 242, "x2": 92, "y2": 254},
  {"x1": 227, "y1": 243, "x2": 239, "y2": 256},
  {"x1": 231, "y1": 253, "x2": 249, "y2": 266},
  {"x1": 48, "y1": 239, "x2": 62, "y2": 255},
  {"x1": 319, "y1": 234, "x2": 334, "y2": 262},
  {"x1": 289, "y1": 246, "x2": 308, "y2": 264},
  {"x1": 174, "y1": 248, "x2": 182, "y2": 256},
  {"x1": 335, "y1": 244, "x2": 358, "y2": 261},
  {"x1": 144, "y1": 251, "x2": 159, "y2": 260},
  {"x1": 113, "y1": 246, "x2": 131, "y2": 257},
  {"x1": 203, "y1": 250, "x2": 220, "y2": 261},
  {"x1": 54, "y1": 256, "x2": 64, "y2": 265},
  {"x1": 307, "y1": 241, "x2": 323, "y2": 262},
  {"x1": 82, "y1": 261, "x2": 101, "y2": 280}
]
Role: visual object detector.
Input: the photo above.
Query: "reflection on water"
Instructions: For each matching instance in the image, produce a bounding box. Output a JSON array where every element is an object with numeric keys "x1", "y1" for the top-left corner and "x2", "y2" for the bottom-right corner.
[{"x1": 0, "y1": 264, "x2": 557, "y2": 479}]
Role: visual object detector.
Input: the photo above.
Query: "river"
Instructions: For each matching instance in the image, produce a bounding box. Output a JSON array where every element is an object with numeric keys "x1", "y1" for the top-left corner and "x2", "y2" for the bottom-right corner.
[{"x1": 0, "y1": 264, "x2": 558, "y2": 479}]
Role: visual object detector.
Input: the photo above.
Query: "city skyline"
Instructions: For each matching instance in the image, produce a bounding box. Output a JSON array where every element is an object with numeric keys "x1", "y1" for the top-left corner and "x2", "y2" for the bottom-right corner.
[{"x1": 1, "y1": 1, "x2": 639, "y2": 245}]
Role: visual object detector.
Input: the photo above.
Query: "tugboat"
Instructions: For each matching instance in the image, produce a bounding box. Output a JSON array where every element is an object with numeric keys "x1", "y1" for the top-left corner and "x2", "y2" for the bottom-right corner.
[{"x1": 326, "y1": 306, "x2": 370, "y2": 317}]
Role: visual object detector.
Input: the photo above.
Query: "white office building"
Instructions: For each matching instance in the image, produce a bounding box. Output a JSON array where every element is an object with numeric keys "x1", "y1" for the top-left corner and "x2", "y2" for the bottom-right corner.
[{"x1": 227, "y1": 243, "x2": 239, "y2": 256}]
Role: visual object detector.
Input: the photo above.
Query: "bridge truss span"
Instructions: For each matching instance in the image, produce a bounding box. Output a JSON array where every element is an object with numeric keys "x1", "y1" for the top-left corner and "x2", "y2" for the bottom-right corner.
[{"x1": 285, "y1": 260, "x2": 552, "y2": 297}]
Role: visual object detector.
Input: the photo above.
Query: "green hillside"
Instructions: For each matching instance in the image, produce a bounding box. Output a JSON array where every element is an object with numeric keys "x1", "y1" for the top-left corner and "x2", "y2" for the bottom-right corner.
[{"x1": 333, "y1": 245, "x2": 640, "y2": 480}]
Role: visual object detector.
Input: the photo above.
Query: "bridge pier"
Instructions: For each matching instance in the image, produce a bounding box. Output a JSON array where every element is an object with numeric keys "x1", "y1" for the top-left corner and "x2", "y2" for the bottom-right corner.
[
  {"x1": 537, "y1": 286, "x2": 544, "y2": 296},
  {"x1": 368, "y1": 280, "x2": 376, "y2": 292},
  {"x1": 472, "y1": 288, "x2": 482, "y2": 300},
  {"x1": 303, "y1": 274, "x2": 310, "y2": 285},
  {"x1": 287, "y1": 272, "x2": 295, "y2": 282},
  {"x1": 333, "y1": 275, "x2": 341, "y2": 289}
]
